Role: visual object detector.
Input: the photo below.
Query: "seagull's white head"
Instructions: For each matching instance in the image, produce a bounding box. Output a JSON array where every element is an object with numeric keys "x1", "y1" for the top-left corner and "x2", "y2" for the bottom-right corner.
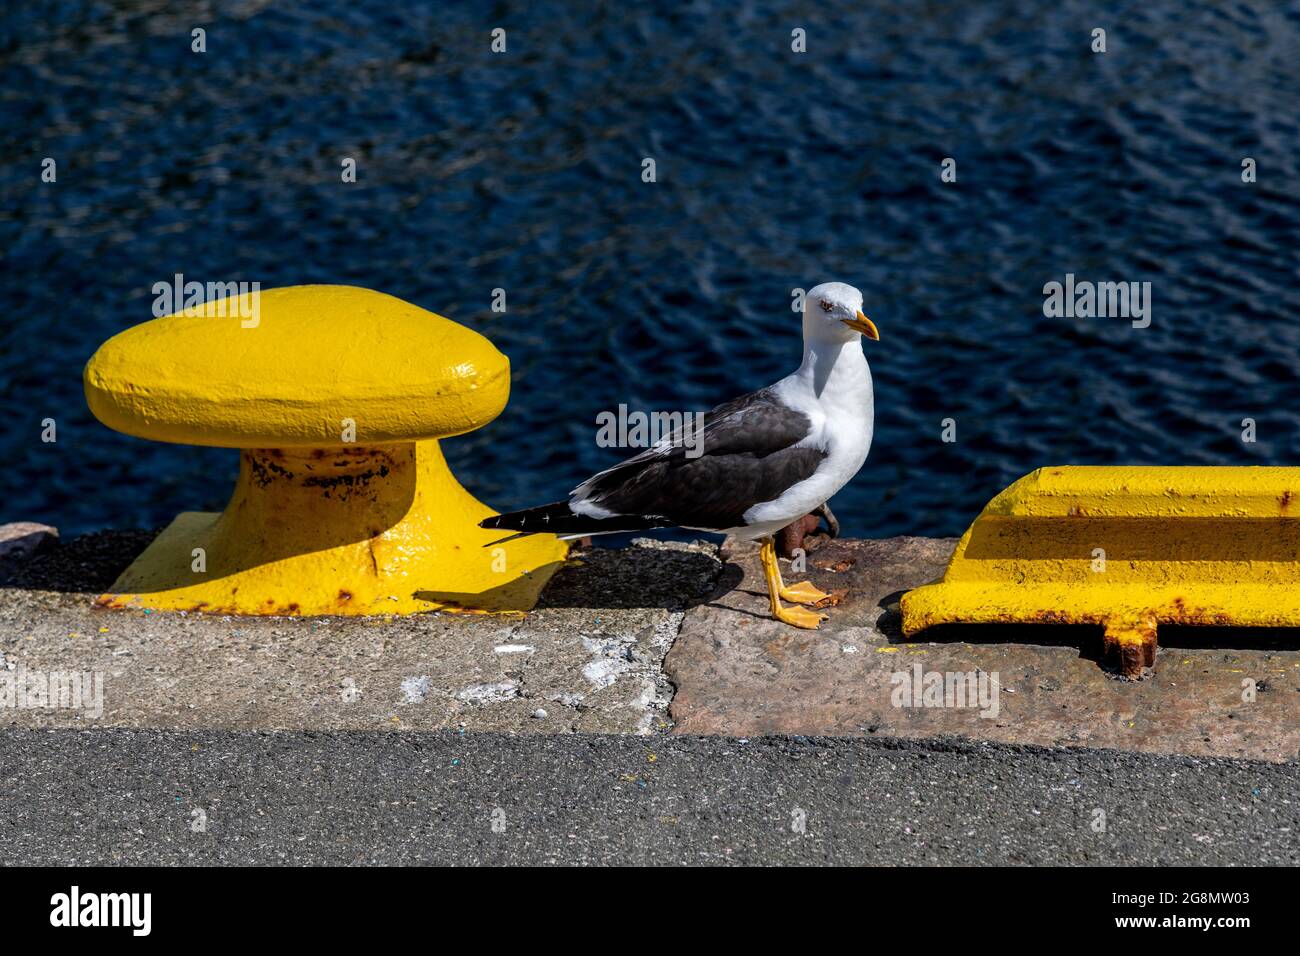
[{"x1": 803, "y1": 281, "x2": 879, "y2": 346}]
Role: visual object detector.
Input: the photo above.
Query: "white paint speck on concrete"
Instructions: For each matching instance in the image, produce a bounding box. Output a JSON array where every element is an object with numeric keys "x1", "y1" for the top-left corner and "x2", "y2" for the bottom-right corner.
[
  {"x1": 493, "y1": 644, "x2": 535, "y2": 654},
  {"x1": 455, "y1": 681, "x2": 519, "y2": 705},
  {"x1": 633, "y1": 679, "x2": 659, "y2": 735},
  {"x1": 400, "y1": 675, "x2": 431, "y2": 704},
  {"x1": 580, "y1": 635, "x2": 633, "y2": 689},
  {"x1": 582, "y1": 658, "x2": 629, "y2": 689}
]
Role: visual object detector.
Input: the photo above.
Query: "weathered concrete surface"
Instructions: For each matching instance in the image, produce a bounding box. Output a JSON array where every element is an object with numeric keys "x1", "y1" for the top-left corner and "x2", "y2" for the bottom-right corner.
[
  {"x1": 666, "y1": 537, "x2": 1300, "y2": 762},
  {"x1": 0, "y1": 531, "x2": 720, "y2": 735},
  {"x1": 5, "y1": 529, "x2": 1300, "y2": 762}
]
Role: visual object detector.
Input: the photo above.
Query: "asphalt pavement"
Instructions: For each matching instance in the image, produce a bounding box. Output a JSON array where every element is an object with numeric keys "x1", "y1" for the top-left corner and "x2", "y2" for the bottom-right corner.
[{"x1": 0, "y1": 729, "x2": 1293, "y2": 865}]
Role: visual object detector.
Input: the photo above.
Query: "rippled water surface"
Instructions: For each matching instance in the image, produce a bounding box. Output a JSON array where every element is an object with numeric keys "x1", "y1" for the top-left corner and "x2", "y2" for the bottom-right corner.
[{"x1": 3, "y1": 0, "x2": 1300, "y2": 538}]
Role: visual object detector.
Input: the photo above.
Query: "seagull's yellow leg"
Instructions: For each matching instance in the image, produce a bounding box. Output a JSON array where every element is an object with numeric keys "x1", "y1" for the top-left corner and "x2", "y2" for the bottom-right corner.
[
  {"x1": 764, "y1": 537, "x2": 832, "y2": 605},
  {"x1": 759, "y1": 537, "x2": 827, "y2": 629}
]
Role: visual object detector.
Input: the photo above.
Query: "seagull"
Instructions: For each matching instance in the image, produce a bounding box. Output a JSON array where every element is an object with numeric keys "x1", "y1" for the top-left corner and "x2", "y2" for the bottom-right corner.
[{"x1": 481, "y1": 282, "x2": 879, "y2": 629}]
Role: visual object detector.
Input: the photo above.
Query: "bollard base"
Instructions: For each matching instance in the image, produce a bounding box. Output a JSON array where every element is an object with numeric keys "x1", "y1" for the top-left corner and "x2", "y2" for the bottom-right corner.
[{"x1": 96, "y1": 440, "x2": 568, "y2": 616}]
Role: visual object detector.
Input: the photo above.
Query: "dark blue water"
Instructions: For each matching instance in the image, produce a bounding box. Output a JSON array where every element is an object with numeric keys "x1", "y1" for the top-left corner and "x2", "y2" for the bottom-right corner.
[{"x1": 4, "y1": 1, "x2": 1300, "y2": 539}]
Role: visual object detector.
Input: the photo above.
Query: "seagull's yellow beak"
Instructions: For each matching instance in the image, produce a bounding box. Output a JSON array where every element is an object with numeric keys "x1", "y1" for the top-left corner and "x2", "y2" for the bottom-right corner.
[{"x1": 842, "y1": 311, "x2": 880, "y2": 340}]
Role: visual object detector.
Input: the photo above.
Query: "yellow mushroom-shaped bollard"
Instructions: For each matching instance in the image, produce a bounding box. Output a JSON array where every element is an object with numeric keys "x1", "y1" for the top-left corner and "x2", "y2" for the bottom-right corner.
[{"x1": 84, "y1": 285, "x2": 567, "y2": 615}]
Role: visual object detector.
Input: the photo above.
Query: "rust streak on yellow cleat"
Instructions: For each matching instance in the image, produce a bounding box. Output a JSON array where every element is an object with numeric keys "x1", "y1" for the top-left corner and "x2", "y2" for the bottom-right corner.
[
  {"x1": 900, "y1": 466, "x2": 1300, "y2": 679},
  {"x1": 84, "y1": 285, "x2": 567, "y2": 616}
]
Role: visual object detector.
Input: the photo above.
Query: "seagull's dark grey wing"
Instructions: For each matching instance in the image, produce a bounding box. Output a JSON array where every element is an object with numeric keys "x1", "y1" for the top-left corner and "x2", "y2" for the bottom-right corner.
[{"x1": 570, "y1": 387, "x2": 825, "y2": 530}]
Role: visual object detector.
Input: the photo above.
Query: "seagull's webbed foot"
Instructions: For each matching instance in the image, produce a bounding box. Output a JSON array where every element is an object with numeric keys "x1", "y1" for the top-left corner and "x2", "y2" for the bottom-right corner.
[
  {"x1": 779, "y1": 581, "x2": 832, "y2": 605},
  {"x1": 759, "y1": 536, "x2": 829, "y2": 629},
  {"x1": 772, "y1": 602, "x2": 829, "y2": 629}
]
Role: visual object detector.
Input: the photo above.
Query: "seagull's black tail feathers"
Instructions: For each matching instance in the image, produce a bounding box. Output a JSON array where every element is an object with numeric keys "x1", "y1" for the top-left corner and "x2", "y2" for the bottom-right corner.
[{"x1": 479, "y1": 501, "x2": 666, "y2": 541}]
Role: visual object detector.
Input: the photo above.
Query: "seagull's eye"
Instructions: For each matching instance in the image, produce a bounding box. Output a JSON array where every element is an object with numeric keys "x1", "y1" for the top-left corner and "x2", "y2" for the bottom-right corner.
[{"x1": 819, "y1": 300, "x2": 832, "y2": 313}]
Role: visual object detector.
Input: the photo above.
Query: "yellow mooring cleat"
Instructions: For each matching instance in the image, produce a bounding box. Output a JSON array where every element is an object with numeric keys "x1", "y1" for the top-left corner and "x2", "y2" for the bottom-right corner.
[
  {"x1": 84, "y1": 285, "x2": 567, "y2": 616},
  {"x1": 901, "y1": 465, "x2": 1300, "y2": 678}
]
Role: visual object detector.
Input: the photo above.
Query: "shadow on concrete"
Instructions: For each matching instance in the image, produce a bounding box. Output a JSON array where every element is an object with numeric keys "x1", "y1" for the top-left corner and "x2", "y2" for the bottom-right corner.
[
  {"x1": 1158, "y1": 625, "x2": 1300, "y2": 653},
  {"x1": 0, "y1": 529, "x2": 158, "y2": 594},
  {"x1": 528, "y1": 545, "x2": 728, "y2": 610},
  {"x1": 879, "y1": 591, "x2": 1300, "y2": 660},
  {"x1": 3, "y1": 530, "x2": 728, "y2": 616},
  {"x1": 412, "y1": 560, "x2": 569, "y2": 613}
]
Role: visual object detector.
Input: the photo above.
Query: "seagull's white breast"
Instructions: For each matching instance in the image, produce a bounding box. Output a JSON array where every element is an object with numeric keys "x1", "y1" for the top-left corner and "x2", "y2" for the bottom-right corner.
[{"x1": 732, "y1": 339, "x2": 874, "y2": 538}]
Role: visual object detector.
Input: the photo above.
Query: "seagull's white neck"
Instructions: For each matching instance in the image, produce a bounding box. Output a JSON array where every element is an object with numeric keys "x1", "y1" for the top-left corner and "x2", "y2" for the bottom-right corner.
[{"x1": 796, "y1": 334, "x2": 870, "y2": 401}]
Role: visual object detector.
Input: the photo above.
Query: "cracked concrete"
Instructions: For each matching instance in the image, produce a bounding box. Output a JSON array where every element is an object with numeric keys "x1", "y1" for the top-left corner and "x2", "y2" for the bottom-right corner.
[
  {"x1": 3, "y1": 527, "x2": 1300, "y2": 762},
  {"x1": 0, "y1": 531, "x2": 720, "y2": 736}
]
